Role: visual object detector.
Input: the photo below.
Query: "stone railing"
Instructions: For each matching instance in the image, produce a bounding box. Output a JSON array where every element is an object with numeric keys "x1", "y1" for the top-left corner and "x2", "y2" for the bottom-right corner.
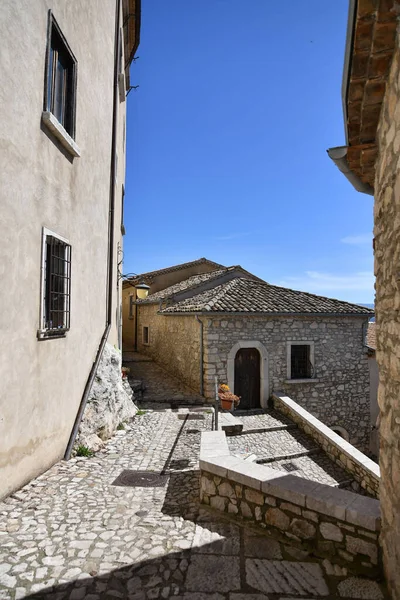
[
  {"x1": 200, "y1": 431, "x2": 382, "y2": 577},
  {"x1": 272, "y1": 392, "x2": 380, "y2": 498}
]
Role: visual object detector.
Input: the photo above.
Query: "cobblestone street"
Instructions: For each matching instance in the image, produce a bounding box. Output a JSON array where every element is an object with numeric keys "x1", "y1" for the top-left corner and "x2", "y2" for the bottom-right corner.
[{"x1": 0, "y1": 407, "x2": 387, "y2": 599}]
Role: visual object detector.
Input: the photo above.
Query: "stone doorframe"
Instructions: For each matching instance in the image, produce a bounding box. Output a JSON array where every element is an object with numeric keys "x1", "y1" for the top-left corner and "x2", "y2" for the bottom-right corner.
[{"x1": 227, "y1": 341, "x2": 269, "y2": 409}]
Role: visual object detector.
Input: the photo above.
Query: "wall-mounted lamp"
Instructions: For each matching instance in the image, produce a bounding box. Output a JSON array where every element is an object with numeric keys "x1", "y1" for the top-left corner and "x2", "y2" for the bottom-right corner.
[{"x1": 135, "y1": 282, "x2": 150, "y2": 300}]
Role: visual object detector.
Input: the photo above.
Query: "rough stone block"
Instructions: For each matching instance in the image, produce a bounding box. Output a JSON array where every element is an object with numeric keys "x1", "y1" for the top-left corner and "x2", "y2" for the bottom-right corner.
[
  {"x1": 320, "y1": 522, "x2": 343, "y2": 542},
  {"x1": 218, "y1": 482, "x2": 235, "y2": 498},
  {"x1": 346, "y1": 536, "x2": 378, "y2": 565},
  {"x1": 281, "y1": 502, "x2": 302, "y2": 516},
  {"x1": 302, "y1": 509, "x2": 318, "y2": 523},
  {"x1": 240, "y1": 501, "x2": 253, "y2": 519},
  {"x1": 210, "y1": 496, "x2": 227, "y2": 512},
  {"x1": 265, "y1": 507, "x2": 290, "y2": 530},
  {"x1": 290, "y1": 518, "x2": 316, "y2": 540},
  {"x1": 201, "y1": 477, "x2": 216, "y2": 496},
  {"x1": 245, "y1": 488, "x2": 264, "y2": 506}
]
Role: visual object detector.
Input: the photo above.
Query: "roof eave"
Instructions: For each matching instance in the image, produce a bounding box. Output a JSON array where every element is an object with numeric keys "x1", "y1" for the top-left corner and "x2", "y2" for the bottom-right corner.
[
  {"x1": 159, "y1": 311, "x2": 373, "y2": 318},
  {"x1": 123, "y1": 0, "x2": 141, "y2": 88},
  {"x1": 341, "y1": 0, "x2": 358, "y2": 146},
  {"x1": 327, "y1": 146, "x2": 374, "y2": 195}
]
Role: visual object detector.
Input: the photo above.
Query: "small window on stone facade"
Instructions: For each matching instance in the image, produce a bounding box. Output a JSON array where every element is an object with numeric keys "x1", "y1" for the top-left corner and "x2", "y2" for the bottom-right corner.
[
  {"x1": 143, "y1": 326, "x2": 150, "y2": 345},
  {"x1": 287, "y1": 342, "x2": 314, "y2": 379}
]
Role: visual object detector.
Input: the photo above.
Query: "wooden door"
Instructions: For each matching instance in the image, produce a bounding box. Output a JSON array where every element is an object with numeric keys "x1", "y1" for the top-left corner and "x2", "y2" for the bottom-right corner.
[{"x1": 234, "y1": 348, "x2": 260, "y2": 410}]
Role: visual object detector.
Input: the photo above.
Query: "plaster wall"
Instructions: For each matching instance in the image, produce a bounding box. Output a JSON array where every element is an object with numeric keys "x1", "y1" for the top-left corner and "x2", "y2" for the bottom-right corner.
[
  {"x1": 374, "y1": 36, "x2": 400, "y2": 600},
  {"x1": 203, "y1": 316, "x2": 370, "y2": 451},
  {"x1": 0, "y1": 0, "x2": 127, "y2": 499}
]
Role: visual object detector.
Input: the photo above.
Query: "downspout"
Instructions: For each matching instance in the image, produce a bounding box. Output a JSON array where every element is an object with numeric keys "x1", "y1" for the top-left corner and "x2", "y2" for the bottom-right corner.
[
  {"x1": 65, "y1": 0, "x2": 121, "y2": 460},
  {"x1": 196, "y1": 315, "x2": 204, "y2": 396}
]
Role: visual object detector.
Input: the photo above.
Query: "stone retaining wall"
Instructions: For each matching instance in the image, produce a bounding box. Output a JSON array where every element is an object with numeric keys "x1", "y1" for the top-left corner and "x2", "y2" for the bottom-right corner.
[
  {"x1": 272, "y1": 393, "x2": 380, "y2": 498},
  {"x1": 200, "y1": 431, "x2": 381, "y2": 578}
]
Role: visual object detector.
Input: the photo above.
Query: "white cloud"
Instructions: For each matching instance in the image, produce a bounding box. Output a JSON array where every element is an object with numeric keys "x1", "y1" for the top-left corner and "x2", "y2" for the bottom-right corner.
[
  {"x1": 277, "y1": 270, "x2": 374, "y2": 295},
  {"x1": 340, "y1": 234, "x2": 372, "y2": 246}
]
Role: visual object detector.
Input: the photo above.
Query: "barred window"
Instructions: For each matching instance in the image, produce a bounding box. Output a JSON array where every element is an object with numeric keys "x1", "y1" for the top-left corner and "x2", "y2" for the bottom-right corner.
[
  {"x1": 39, "y1": 229, "x2": 71, "y2": 338},
  {"x1": 143, "y1": 326, "x2": 149, "y2": 345},
  {"x1": 290, "y1": 344, "x2": 313, "y2": 379}
]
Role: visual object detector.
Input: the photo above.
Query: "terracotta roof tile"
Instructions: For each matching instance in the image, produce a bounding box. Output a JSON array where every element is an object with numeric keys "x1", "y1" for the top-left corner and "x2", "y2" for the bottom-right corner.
[
  {"x1": 124, "y1": 258, "x2": 225, "y2": 285},
  {"x1": 161, "y1": 277, "x2": 375, "y2": 316}
]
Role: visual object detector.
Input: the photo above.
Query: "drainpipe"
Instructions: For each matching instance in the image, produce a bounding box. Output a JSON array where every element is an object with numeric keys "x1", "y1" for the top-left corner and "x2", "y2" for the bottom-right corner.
[
  {"x1": 64, "y1": 0, "x2": 121, "y2": 460},
  {"x1": 196, "y1": 315, "x2": 204, "y2": 396},
  {"x1": 134, "y1": 300, "x2": 138, "y2": 351}
]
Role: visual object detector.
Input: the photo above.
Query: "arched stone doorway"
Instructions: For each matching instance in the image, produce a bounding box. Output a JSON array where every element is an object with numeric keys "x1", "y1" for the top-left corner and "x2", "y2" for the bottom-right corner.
[{"x1": 227, "y1": 341, "x2": 269, "y2": 409}]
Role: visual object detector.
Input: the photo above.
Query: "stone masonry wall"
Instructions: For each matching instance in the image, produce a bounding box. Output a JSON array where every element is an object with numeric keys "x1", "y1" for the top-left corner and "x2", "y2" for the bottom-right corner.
[
  {"x1": 374, "y1": 32, "x2": 400, "y2": 600},
  {"x1": 137, "y1": 304, "x2": 202, "y2": 393},
  {"x1": 203, "y1": 316, "x2": 370, "y2": 451},
  {"x1": 200, "y1": 471, "x2": 381, "y2": 579}
]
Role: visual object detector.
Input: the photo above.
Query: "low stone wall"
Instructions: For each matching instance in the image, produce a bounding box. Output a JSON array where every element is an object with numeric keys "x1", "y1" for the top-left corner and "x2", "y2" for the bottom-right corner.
[
  {"x1": 272, "y1": 393, "x2": 380, "y2": 498},
  {"x1": 200, "y1": 431, "x2": 382, "y2": 578}
]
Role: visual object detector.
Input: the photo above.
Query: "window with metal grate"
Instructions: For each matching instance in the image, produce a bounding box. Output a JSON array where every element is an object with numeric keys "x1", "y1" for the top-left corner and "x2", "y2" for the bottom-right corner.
[
  {"x1": 291, "y1": 344, "x2": 312, "y2": 379},
  {"x1": 38, "y1": 229, "x2": 71, "y2": 339}
]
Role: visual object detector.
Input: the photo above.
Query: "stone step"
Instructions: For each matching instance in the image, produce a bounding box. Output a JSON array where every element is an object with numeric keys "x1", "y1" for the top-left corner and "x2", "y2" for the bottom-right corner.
[
  {"x1": 238, "y1": 423, "x2": 297, "y2": 435},
  {"x1": 257, "y1": 448, "x2": 321, "y2": 463},
  {"x1": 218, "y1": 412, "x2": 243, "y2": 435}
]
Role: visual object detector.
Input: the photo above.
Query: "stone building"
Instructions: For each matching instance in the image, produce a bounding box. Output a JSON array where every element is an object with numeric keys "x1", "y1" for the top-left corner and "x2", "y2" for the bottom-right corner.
[
  {"x1": 122, "y1": 258, "x2": 226, "y2": 350},
  {"x1": 0, "y1": 0, "x2": 140, "y2": 499},
  {"x1": 327, "y1": 0, "x2": 400, "y2": 595},
  {"x1": 128, "y1": 262, "x2": 373, "y2": 452}
]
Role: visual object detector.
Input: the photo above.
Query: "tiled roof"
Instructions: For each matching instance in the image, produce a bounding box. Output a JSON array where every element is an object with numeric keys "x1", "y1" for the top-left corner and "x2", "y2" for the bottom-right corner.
[
  {"x1": 141, "y1": 266, "x2": 263, "y2": 303},
  {"x1": 141, "y1": 269, "x2": 227, "y2": 302},
  {"x1": 367, "y1": 321, "x2": 376, "y2": 350},
  {"x1": 124, "y1": 258, "x2": 225, "y2": 285},
  {"x1": 161, "y1": 277, "x2": 375, "y2": 316}
]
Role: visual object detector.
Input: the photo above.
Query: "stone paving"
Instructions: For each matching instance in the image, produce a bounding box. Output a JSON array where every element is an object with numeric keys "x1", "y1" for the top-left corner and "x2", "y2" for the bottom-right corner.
[
  {"x1": 123, "y1": 354, "x2": 205, "y2": 407},
  {"x1": 0, "y1": 407, "x2": 388, "y2": 600},
  {"x1": 227, "y1": 429, "x2": 320, "y2": 461},
  {"x1": 236, "y1": 411, "x2": 295, "y2": 433}
]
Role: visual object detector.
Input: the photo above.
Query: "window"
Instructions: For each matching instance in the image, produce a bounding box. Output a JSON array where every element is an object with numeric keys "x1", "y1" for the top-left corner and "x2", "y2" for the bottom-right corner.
[
  {"x1": 143, "y1": 326, "x2": 150, "y2": 345},
  {"x1": 38, "y1": 229, "x2": 71, "y2": 338},
  {"x1": 129, "y1": 294, "x2": 134, "y2": 318},
  {"x1": 44, "y1": 12, "x2": 77, "y2": 138},
  {"x1": 287, "y1": 342, "x2": 315, "y2": 380}
]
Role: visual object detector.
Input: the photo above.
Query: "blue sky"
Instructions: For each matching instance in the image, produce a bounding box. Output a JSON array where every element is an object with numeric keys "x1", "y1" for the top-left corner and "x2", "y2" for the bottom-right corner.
[{"x1": 123, "y1": 0, "x2": 374, "y2": 304}]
